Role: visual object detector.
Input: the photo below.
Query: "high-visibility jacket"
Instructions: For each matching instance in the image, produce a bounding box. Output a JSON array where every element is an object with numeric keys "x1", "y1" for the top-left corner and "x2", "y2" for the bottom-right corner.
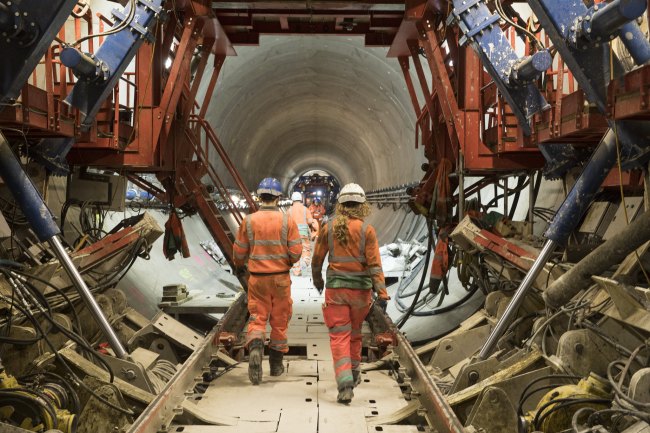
[
  {"x1": 312, "y1": 219, "x2": 387, "y2": 297},
  {"x1": 233, "y1": 205, "x2": 303, "y2": 274},
  {"x1": 309, "y1": 204, "x2": 326, "y2": 221},
  {"x1": 290, "y1": 202, "x2": 315, "y2": 237}
]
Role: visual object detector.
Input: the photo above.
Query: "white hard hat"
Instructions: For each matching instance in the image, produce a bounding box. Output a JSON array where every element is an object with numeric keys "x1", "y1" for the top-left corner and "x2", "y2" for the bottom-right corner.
[
  {"x1": 338, "y1": 183, "x2": 366, "y2": 203},
  {"x1": 291, "y1": 191, "x2": 303, "y2": 201}
]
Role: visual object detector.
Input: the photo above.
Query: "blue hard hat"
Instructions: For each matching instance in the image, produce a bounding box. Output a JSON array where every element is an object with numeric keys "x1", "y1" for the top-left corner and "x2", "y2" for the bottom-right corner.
[
  {"x1": 126, "y1": 189, "x2": 137, "y2": 200},
  {"x1": 257, "y1": 177, "x2": 282, "y2": 196},
  {"x1": 139, "y1": 190, "x2": 153, "y2": 200}
]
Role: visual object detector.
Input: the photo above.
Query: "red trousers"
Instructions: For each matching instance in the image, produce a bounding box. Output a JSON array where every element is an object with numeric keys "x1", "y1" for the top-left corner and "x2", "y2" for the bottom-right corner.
[
  {"x1": 246, "y1": 273, "x2": 293, "y2": 353},
  {"x1": 322, "y1": 288, "x2": 372, "y2": 390}
]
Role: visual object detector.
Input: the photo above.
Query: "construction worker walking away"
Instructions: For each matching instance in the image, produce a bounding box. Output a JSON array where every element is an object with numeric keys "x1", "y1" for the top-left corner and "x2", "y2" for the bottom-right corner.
[
  {"x1": 289, "y1": 192, "x2": 318, "y2": 275},
  {"x1": 233, "y1": 178, "x2": 303, "y2": 385},
  {"x1": 309, "y1": 197, "x2": 326, "y2": 235},
  {"x1": 311, "y1": 183, "x2": 390, "y2": 404}
]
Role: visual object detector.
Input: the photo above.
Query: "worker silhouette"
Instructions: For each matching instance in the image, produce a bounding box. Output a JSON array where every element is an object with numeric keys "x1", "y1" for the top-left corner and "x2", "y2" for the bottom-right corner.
[
  {"x1": 233, "y1": 178, "x2": 303, "y2": 385},
  {"x1": 312, "y1": 183, "x2": 390, "y2": 404},
  {"x1": 289, "y1": 192, "x2": 318, "y2": 275},
  {"x1": 309, "y1": 197, "x2": 326, "y2": 236}
]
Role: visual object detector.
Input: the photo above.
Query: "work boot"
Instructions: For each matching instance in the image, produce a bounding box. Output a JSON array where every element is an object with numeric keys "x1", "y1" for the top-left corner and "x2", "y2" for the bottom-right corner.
[
  {"x1": 248, "y1": 339, "x2": 264, "y2": 385},
  {"x1": 337, "y1": 387, "x2": 354, "y2": 404},
  {"x1": 352, "y1": 370, "x2": 361, "y2": 387},
  {"x1": 269, "y1": 349, "x2": 285, "y2": 376}
]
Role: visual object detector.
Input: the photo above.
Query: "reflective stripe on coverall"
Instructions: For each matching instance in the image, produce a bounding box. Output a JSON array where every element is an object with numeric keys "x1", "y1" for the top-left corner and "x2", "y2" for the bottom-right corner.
[
  {"x1": 312, "y1": 219, "x2": 387, "y2": 390},
  {"x1": 233, "y1": 205, "x2": 303, "y2": 351},
  {"x1": 289, "y1": 202, "x2": 314, "y2": 275}
]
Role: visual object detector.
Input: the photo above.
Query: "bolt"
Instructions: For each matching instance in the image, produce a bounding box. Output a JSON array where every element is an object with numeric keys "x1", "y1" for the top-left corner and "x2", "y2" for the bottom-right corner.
[
  {"x1": 489, "y1": 392, "x2": 499, "y2": 404},
  {"x1": 575, "y1": 342, "x2": 584, "y2": 354},
  {"x1": 468, "y1": 370, "x2": 480, "y2": 383}
]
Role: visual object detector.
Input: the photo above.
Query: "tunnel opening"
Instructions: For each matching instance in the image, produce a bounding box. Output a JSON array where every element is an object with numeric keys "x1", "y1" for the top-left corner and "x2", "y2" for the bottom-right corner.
[{"x1": 288, "y1": 169, "x2": 341, "y2": 211}]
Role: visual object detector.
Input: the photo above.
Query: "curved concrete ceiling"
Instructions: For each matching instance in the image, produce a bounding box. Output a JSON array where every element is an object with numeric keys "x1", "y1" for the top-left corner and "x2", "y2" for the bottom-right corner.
[{"x1": 202, "y1": 35, "x2": 423, "y2": 193}]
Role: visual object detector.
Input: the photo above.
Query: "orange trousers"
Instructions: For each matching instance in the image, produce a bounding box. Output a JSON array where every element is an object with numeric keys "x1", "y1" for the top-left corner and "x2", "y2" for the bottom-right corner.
[
  {"x1": 322, "y1": 288, "x2": 372, "y2": 390},
  {"x1": 291, "y1": 235, "x2": 311, "y2": 275},
  {"x1": 246, "y1": 273, "x2": 293, "y2": 353}
]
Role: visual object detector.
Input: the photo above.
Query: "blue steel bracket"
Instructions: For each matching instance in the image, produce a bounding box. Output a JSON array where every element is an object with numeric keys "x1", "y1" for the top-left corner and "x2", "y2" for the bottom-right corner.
[
  {"x1": 539, "y1": 143, "x2": 589, "y2": 180},
  {"x1": 63, "y1": 0, "x2": 165, "y2": 128},
  {"x1": 526, "y1": 0, "x2": 645, "y2": 113},
  {"x1": 0, "y1": 133, "x2": 60, "y2": 241},
  {"x1": 451, "y1": 0, "x2": 550, "y2": 136},
  {"x1": 0, "y1": 0, "x2": 77, "y2": 104},
  {"x1": 29, "y1": 137, "x2": 75, "y2": 176}
]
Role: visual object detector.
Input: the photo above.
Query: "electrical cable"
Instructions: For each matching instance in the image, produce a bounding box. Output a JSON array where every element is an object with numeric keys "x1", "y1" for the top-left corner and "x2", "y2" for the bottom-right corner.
[
  {"x1": 71, "y1": 0, "x2": 136, "y2": 47},
  {"x1": 3, "y1": 269, "x2": 117, "y2": 384},
  {"x1": 19, "y1": 371, "x2": 81, "y2": 414},
  {"x1": 494, "y1": 0, "x2": 545, "y2": 50},
  {"x1": 517, "y1": 374, "x2": 582, "y2": 415},
  {"x1": 0, "y1": 390, "x2": 59, "y2": 429},
  {"x1": 14, "y1": 298, "x2": 133, "y2": 416},
  {"x1": 533, "y1": 397, "x2": 611, "y2": 430}
]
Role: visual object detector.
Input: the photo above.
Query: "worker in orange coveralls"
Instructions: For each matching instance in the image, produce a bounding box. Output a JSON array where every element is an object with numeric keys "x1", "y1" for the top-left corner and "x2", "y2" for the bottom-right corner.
[
  {"x1": 289, "y1": 191, "x2": 318, "y2": 276},
  {"x1": 233, "y1": 177, "x2": 303, "y2": 385},
  {"x1": 309, "y1": 197, "x2": 326, "y2": 235},
  {"x1": 311, "y1": 183, "x2": 390, "y2": 404},
  {"x1": 429, "y1": 227, "x2": 450, "y2": 297}
]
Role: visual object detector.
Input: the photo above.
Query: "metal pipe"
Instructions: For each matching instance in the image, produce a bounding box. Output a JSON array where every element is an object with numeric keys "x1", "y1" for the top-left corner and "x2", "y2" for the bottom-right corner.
[
  {"x1": 510, "y1": 51, "x2": 552, "y2": 84},
  {"x1": 528, "y1": 171, "x2": 535, "y2": 237},
  {"x1": 479, "y1": 128, "x2": 620, "y2": 359},
  {"x1": 0, "y1": 135, "x2": 127, "y2": 359},
  {"x1": 619, "y1": 21, "x2": 650, "y2": 65},
  {"x1": 478, "y1": 239, "x2": 557, "y2": 359},
  {"x1": 544, "y1": 129, "x2": 618, "y2": 244},
  {"x1": 0, "y1": 136, "x2": 60, "y2": 241},
  {"x1": 590, "y1": 0, "x2": 646, "y2": 37},
  {"x1": 60, "y1": 47, "x2": 101, "y2": 80},
  {"x1": 48, "y1": 237, "x2": 127, "y2": 358},
  {"x1": 458, "y1": 153, "x2": 465, "y2": 221},
  {"x1": 545, "y1": 209, "x2": 650, "y2": 308}
]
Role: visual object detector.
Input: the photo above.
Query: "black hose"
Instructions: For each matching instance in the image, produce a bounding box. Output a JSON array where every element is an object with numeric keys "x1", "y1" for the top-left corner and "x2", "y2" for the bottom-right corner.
[
  {"x1": 396, "y1": 219, "x2": 433, "y2": 329},
  {"x1": 507, "y1": 176, "x2": 526, "y2": 220}
]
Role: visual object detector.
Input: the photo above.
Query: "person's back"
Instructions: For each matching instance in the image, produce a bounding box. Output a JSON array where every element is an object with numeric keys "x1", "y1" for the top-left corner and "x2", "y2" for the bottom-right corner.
[
  {"x1": 289, "y1": 192, "x2": 316, "y2": 275},
  {"x1": 311, "y1": 183, "x2": 389, "y2": 404},
  {"x1": 242, "y1": 209, "x2": 297, "y2": 274},
  {"x1": 233, "y1": 178, "x2": 302, "y2": 385}
]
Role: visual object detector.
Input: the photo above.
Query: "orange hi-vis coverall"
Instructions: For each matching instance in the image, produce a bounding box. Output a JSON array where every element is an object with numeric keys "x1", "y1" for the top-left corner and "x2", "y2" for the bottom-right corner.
[
  {"x1": 312, "y1": 219, "x2": 388, "y2": 391},
  {"x1": 429, "y1": 228, "x2": 450, "y2": 294},
  {"x1": 289, "y1": 202, "x2": 316, "y2": 275},
  {"x1": 233, "y1": 204, "x2": 303, "y2": 353},
  {"x1": 309, "y1": 203, "x2": 326, "y2": 228}
]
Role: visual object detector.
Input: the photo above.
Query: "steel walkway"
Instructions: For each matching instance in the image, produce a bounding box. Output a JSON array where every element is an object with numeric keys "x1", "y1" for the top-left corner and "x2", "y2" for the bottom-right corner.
[{"x1": 169, "y1": 276, "x2": 426, "y2": 433}]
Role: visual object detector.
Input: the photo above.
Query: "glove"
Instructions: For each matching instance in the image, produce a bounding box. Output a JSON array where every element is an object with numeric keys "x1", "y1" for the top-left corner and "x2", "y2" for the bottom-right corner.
[
  {"x1": 235, "y1": 266, "x2": 248, "y2": 278},
  {"x1": 313, "y1": 275, "x2": 324, "y2": 294},
  {"x1": 377, "y1": 293, "x2": 390, "y2": 312}
]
